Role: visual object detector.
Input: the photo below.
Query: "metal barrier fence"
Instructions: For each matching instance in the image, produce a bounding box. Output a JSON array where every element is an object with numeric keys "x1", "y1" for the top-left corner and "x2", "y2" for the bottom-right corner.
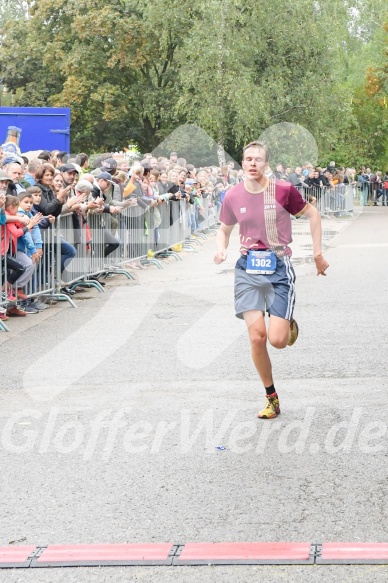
[
  {"x1": 357, "y1": 181, "x2": 388, "y2": 206},
  {"x1": 8, "y1": 174, "x2": 383, "y2": 332},
  {"x1": 303, "y1": 181, "x2": 388, "y2": 209},
  {"x1": 1, "y1": 222, "x2": 57, "y2": 329},
  {"x1": 0, "y1": 200, "x2": 220, "y2": 330},
  {"x1": 297, "y1": 184, "x2": 354, "y2": 216},
  {"x1": 0, "y1": 225, "x2": 8, "y2": 331}
]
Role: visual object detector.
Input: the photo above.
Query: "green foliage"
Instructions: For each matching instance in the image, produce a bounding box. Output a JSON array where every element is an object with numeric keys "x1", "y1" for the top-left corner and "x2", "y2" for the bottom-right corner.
[
  {"x1": 0, "y1": 0, "x2": 28, "y2": 29},
  {"x1": 0, "y1": 0, "x2": 387, "y2": 167}
]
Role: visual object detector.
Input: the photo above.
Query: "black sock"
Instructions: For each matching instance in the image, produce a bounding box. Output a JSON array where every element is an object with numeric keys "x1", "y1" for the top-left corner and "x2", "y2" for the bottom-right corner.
[{"x1": 265, "y1": 384, "x2": 276, "y2": 396}]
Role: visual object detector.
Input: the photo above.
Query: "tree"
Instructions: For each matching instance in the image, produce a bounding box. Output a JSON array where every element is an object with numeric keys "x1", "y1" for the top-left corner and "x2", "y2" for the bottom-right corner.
[
  {"x1": 177, "y1": 0, "x2": 355, "y2": 163},
  {"x1": 0, "y1": 0, "x2": 192, "y2": 151},
  {"x1": 0, "y1": 0, "x2": 28, "y2": 29},
  {"x1": 1, "y1": 0, "x2": 386, "y2": 166},
  {"x1": 331, "y1": 0, "x2": 388, "y2": 168}
]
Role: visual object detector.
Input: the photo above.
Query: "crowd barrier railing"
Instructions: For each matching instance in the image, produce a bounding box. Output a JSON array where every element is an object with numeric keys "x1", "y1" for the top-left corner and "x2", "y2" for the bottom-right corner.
[
  {"x1": 1, "y1": 200, "x2": 220, "y2": 330},
  {"x1": 23, "y1": 222, "x2": 57, "y2": 302},
  {"x1": 357, "y1": 181, "x2": 388, "y2": 206},
  {"x1": 1, "y1": 222, "x2": 58, "y2": 326},
  {"x1": 297, "y1": 184, "x2": 354, "y2": 216},
  {"x1": 0, "y1": 225, "x2": 9, "y2": 331}
]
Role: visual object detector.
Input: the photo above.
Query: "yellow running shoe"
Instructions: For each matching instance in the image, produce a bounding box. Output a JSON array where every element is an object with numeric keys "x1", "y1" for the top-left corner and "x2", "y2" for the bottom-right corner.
[
  {"x1": 287, "y1": 318, "x2": 299, "y2": 346},
  {"x1": 257, "y1": 393, "x2": 280, "y2": 419}
]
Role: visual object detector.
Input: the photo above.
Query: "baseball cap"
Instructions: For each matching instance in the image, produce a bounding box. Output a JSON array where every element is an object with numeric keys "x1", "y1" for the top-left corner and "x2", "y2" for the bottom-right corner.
[
  {"x1": 101, "y1": 158, "x2": 117, "y2": 171},
  {"x1": 97, "y1": 172, "x2": 114, "y2": 184},
  {"x1": 0, "y1": 170, "x2": 12, "y2": 181},
  {"x1": 1, "y1": 155, "x2": 23, "y2": 166},
  {"x1": 170, "y1": 151, "x2": 177, "y2": 156},
  {"x1": 60, "y1": 163, "x2": 79, "y2": 173}
]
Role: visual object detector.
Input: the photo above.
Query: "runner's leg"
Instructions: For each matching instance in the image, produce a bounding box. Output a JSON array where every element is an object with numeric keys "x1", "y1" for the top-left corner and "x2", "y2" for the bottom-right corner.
[
  {"x1": 267, "y1": 314, "x2": 292, "y2": 348},
  {"x1": 243, "y1": 309, "x2": 273, "y2": 387}
]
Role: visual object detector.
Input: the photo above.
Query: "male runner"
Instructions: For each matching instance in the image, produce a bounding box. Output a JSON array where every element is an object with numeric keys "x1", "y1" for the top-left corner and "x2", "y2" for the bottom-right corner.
[{"x1": 214, "y1": 141, "x2": 329, "y2": 419}]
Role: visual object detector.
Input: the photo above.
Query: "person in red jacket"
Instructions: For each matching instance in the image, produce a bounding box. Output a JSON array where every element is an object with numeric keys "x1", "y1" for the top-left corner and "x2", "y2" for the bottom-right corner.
[{"x1": 1, "y1": 195, "x2": 42, "y2": 316}]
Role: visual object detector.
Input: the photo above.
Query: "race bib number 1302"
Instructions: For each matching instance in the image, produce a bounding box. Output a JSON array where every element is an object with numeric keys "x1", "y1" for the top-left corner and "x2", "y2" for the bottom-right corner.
[{"x1": 246, "y1": 250, "x2": 276, "y2": 274}]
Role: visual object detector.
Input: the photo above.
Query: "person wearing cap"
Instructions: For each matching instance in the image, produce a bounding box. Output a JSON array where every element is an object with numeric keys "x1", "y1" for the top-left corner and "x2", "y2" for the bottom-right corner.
[
  {"x1": 101, "y1": 158, "x2": 127, "y2": 203},
  {"x1": 3, "y1": 162, "x2": 26, "y2": 196},
  {"x1": 68, "y1": 180, "x2": 104, "y2": 275},
  {"x1": 91, "y1": 157, "x2": 124, "y2": 202},
  {"x1": 1, "y1": 152, "x2": 24, "y2": 166},
  {"x1": 58, "y1": 163, "x2": 88, "y2": 266},
  {"x1": 169, "y1": 152, "x2": 178, "y2": 163},
  {"x1": 60, "y1": 163, "x2": 79, "y2": 189},
  {"x1": 59, "y1": 163, "x2": 83, "y2": 211},
  {"x1": 90, "y1": 172, "x2": 122, "y2": 258},
  {"x1": 0, "y1": 171, "x2": 29, "y2": 227},
  {"x1": 91, "y1": 172, "x2": 123, "y2": 215},
  {"x1": 81, "y1": 173, "x2": 121, "y2": 277},
  {"x1": 101, "y1": 157, "x2": 117, "y2": 174},
  {"x1": 93, "y1": 170, "x2": 130, "y2": 211}
]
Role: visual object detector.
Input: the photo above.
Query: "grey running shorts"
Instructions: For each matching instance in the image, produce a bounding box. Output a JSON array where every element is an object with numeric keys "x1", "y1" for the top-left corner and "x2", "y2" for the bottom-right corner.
[{"x1": 234, "y1": 254, "x2": 296, "y2": 320}]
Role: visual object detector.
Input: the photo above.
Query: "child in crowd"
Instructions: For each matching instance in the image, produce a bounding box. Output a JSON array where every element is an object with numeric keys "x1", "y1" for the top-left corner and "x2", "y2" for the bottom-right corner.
[
  {"x1": 18, "y1": 192, "x2": 43, "y2": 263},
  {"x1": 142, "y1": 178, "x2": 153, "y2": 199},
  {"x1": 28, "y1": 186, "x2": 56, "y2": 228},
  {"x1": 1, "y1": 196, "x2": 42, "y2": 317},
  {"x1": 17, "y1": 191, "x2": 51, "y2": 312}
]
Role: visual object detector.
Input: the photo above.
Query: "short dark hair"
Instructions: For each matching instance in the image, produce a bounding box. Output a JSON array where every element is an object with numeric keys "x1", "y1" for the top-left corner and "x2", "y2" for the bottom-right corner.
[
  {"x1": 18, "y1": 191, "x2": 33, "y2": 201},
  {"x1": 38, "y1": 150, "x2": 51, "y2": 161},
  {"x1": 57, "y1": 151, "x2": 68, "y2": 163},
  {"x1": 242, "y1": 141, "x2": 269, "y2": 162},
  {"x1": 75, "y1": 153, "x2": 88, "y2": 167},
  {"x1": 26, "y1": 185, "x2": 42, "y2": 196}
]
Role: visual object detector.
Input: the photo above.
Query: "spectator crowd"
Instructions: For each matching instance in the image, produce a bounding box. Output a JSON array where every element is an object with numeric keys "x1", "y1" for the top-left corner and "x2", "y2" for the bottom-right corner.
[{"x1": 0, "y1": 144, "x2": 386, "y2": 325}]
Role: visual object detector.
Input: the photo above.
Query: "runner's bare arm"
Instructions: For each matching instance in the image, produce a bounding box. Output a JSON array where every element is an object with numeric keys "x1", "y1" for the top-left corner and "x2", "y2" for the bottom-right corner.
[
  {"x1": 298, "y1": 203, "x2": 329, "y2": 276},
  {"x1": 214, "y1": 222, "x2": 234, "y2": 264}
]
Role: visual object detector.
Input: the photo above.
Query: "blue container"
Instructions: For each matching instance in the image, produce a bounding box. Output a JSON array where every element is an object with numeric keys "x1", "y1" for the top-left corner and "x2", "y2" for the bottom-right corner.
[{"x1": 0, "y1": 106, "x2": 70, "y2": 153}]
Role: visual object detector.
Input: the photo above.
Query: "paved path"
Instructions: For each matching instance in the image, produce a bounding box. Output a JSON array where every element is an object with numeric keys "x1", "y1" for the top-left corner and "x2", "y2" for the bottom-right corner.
[{"x1": 1, "y1": 207, "x2": 388, "y2": 582}]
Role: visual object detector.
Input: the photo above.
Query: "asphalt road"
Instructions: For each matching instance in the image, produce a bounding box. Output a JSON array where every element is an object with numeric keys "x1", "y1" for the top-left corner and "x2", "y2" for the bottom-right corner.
[{"x1": 1, "y1": 206, "x2": 388, "y2": 582}]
